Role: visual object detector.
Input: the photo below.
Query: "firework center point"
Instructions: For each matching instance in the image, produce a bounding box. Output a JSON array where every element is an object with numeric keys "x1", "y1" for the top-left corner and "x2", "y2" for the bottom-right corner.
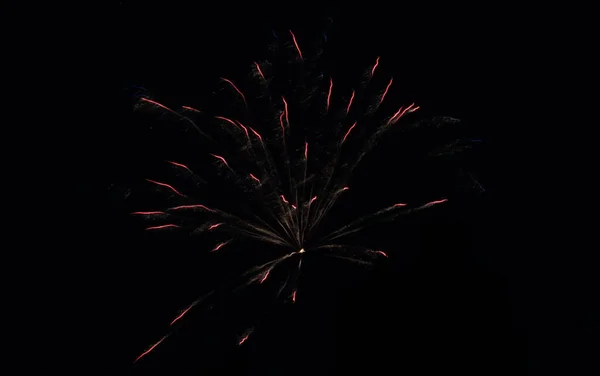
[{"x1": 299, "y1": 248, "x2": 305, "y2": 253}]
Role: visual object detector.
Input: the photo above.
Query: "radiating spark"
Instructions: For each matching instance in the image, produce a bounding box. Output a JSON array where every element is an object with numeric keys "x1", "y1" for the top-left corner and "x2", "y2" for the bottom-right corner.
[
  {"x1": 342, "y1": 122, "x2": 357, "y2": 143},
  {"x1": 220, "y1": 77, "x2": 247, "y2": 107},
  {"x1": 212, "y1": 241, "x2": 229, "y2": 252},
  {"x1": 145, "y1": 224, "x2": 179, "y2": 230},
  {"x1": 131, "y1": 211, "x2": 164, "y2": 215},
  {"x1": 326, "y1": 77, "x2": 333, "y2": 112},
  {"x1": 378, "y1": 78, "x2": 393, "y2": 107},
  {"x1": 208, "y1": 223, "x2": 223, "y2": 231},
  {"x1": 371, "y1": 56, "x2": 380, "y2": 77},
  {"x1": 168, "y1": 204, "x2": 215, "y2": 212},
  {"x1": 181, "y1": 105, "x2": 200, "y2": 113},
  {"x1": 260, "y1": 270, "x2": 270, "y2": 283},
  {"x1": 291, "y1": 290, "x2": 297, "y2": 302},
  {"x1": 215, "y1": 116, "x2": 238, "y2": 128},
  {"x1": 167, "y1": 160, "x2": 192, "y2": 172},
  {"x1": 170, "y1": 301, "x2": 198, "y2": 326},
  {"x1": 289, "y1": 30, "x2": 303, "y2": 60},
  {"x1": 209, "y1": 153, "x2": 231, "y2": 169},
  {"x1": 282, "y1": 96, "x2": 289, "y2": 126},
  {"x1": 145, "y1": 179, "x2": 185, "y2": 197},
  {"x1": 346, "y1": 90, "x2": 355, "y2": 114},
  {"x1": 134, "y1": 335, "x2": 168, "y2": 363},
  {"x1": 304, "y1": 142, "x2": 308, "y2": 160},
  {"x1": 249, "y1": 174, "x2": 260, "y2": 183},
  {"x1": 254, "y1": 62, "x2": 265, "y2": 80},
  {"x1": 375, "y1": 250, "x2": 388, "y2": 257}
]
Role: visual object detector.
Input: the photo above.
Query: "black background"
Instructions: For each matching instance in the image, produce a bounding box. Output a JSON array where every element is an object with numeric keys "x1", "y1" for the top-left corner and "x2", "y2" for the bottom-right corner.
[{"x1": 103, "y1": 4, "x2": 596, "y2": 375}]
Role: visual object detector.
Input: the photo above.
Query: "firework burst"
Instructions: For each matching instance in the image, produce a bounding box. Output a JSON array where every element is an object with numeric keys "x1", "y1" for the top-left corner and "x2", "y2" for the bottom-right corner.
[{"x1": 130, "y1": 29, "x2": 457, "y2": 363}]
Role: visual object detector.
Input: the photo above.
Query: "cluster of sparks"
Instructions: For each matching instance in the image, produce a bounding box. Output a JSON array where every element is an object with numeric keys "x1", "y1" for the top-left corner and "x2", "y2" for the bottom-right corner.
[{"x1": 131, "y1": 30, "x2": 448, "y2": 364}]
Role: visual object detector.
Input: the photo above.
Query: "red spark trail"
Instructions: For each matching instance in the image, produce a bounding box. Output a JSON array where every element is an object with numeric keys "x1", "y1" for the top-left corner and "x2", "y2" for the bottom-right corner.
[
  {"x1": 212, "y1": 241, "x2": 228, "y2": 252},
  {"x1": 304, "y1": 142, "x2": 308, "y2": 160},
  {"x1": 280, "y1": 195, "x2": 289, "y2": 204},
  {"x1": 131, "y1": 211, "x2": 164, "y2": 215},
  {"x1": 235, "y1": 121, "x2": 250, "y2": 139},
  {"x1": 215, "y1": 116, "x2": 238, "y2": 129},
  {"x1": 342, "y1": 122, "x2": 357, "y2": 143},
  {"x1": 375, "y1": 250, "x2": 388, "y2": 257},
  {"x1": 209, "y1": 153, "x2": 231, "y2": 169},
  {"x1": 208, "y1": 223, "x2": 223, "y2": 230},
  {"x1": 181, "y1": 105, "x2": 200, "y2": 113},
  {"x1": 248, "y1": 126, "x2": 263, "y2": 144},
  {"x1": 254, "y1": 62, "x2": 265, "y2": 80},
  {"x1": 371, "y1": 56, "x2": 380, "y2": 77},
  {"x1": 140, "y1": 98, "x2": 175, "y2": 113},
  {"x1": 260, "y1": 270, "x2": 270, "y2": 283},
  {"x1": 387, "y1": 103, "x2": 419, "y2": 125},
  {"x1": 220, "y1": 77, "x2": 247, "y2": 106},
  {"x1": 346, "y1": 90, "x2": 355, "y2": 114},
  {"x1": 393, "y1": 203, "x2": 407, "y2": 208},
  {"x1": 425, "y1": 198, "x2": 448, "y2": 206},
  {"x1": 309, "y1": 196, "x2": 317, "y2": 205},
  {"x1": 145, "y1": 179, "x2": 185, "y2": 197},
  {"x1": 282, "y1": 96, "x2": 290, "y2": 126},
  {"x1": 134, "y1": 335, "x2": 168, "y2": 363},
  {"x1": 249, "y1": 173, "x2": 260, "y2": 183},
  {"x1": 170, "y1": 302, "x2": 197, "y2": 325},
  {"x1": 167, "y1": 160, "x2": 192, "y2": 172},
  {"x1": 326, "y1": 77, "x2": 333, "y2": 112},
  {"x1": 146, "y1": 224, "x2": 179, "y2": 230},
  {"x1": 289, "y1": 30, "x2": 303, "y2": 60},
  {"x1": 292, "y1": 290, "x2": 297, "y2": 302},
  {"x1": 168, "y1": 204, "x2": 215, "y2": 212},
  {"x1": 238, "y1": 333, "x2": 250, "y2": 345},
  {"x1": 279, "y1": 112, "x2": 285, "y2": 135},
  {"x1": 378, "y1": 78, "x2": 393, "y2": 107}
]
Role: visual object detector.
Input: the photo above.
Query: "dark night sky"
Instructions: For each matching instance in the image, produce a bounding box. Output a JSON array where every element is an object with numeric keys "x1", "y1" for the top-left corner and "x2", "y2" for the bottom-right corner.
[{"x1": 105, "y1": 5, "x2": 596, "y2": 376}]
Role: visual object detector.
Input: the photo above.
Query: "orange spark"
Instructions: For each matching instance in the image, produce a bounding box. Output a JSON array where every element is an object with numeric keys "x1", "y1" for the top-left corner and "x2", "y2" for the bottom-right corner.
[
  {"x1": 254, "y1": 62, "x2": 265, "y2": 80},
  {"x1": 145, "y1": 224, "x2": 179, "y2": 230},
  {"x1": 220, "y1": 77, "x2": 247, "y2": 106},
  {"x1": 145, "y1": 179, "x2": 185, "y2": 197},
  {"x1": 371, "y1": 56, "x2": 380, "y2": 77},
  {"x1": 134, "y1": 335, "x2": 168, "y2": 363},
  {"x1": 326, "y1": 77, "x2": 333, "y2": 112},
  {"x1": 342, "y1": 122, "x2": 357, "y2": 143},
  {"x1": 289, "y1": 30, "x2": 303, "y2": 60},
  {"x1": 346, "y1": 90, "x2": 355, "y2": 114}
]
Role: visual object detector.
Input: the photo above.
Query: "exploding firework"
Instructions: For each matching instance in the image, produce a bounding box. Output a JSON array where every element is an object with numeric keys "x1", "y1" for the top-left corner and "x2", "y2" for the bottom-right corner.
[{"x1": 129, "y1": 29, "x2": 461, "y2": 364}]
